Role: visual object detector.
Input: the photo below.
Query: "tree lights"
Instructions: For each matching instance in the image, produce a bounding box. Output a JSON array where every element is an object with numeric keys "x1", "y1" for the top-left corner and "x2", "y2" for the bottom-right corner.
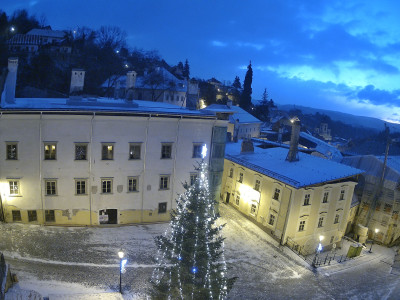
[{"x1": 151, "y1": 145, "x2": 236, "y2": 299}]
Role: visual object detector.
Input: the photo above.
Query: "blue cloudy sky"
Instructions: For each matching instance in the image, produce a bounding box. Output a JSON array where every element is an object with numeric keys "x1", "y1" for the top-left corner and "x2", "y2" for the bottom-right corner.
[{"x1": 3, "y1": 0, "x2": 400, "y2": 122}]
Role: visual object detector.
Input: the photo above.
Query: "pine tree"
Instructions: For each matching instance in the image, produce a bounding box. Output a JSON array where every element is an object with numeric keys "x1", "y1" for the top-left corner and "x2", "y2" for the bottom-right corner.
[
  {"x1": 240, "y1": 61, "x2": 253, "y2": 111},
  {"x1": 183, "y1": 59, "x2": 190, "y2": 79},
  {"x1": 151, "y1": 147, "x2": 236, "y2": 299},
  {"x1": 232, "y1": 76, "x2": 241, "y2": 89}
]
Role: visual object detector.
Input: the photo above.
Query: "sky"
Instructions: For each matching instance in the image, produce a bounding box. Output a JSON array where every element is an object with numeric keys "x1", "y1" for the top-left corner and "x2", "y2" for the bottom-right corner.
[{"x1": 3, "y1": 0, "x2": 400, "y2": 123}]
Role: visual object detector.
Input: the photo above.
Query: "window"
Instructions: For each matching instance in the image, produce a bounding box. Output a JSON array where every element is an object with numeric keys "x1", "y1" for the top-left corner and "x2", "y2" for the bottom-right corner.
[
  {"x1": 250, "y1": 204, "x2": 257, "y2": 215},
  {"x1": 45, "y1": 180, "x2": 57, "y2": 195},
  {"x1": 211, "y1": 143, "x2": 225, "y2": 158},
  {"x1": 235, "y1": 195, "x2": 240, "y2": 206},
  {"x1": 238, "y1": 172, "x2": 243, "y2": 183},
  {"x1": 9, "y1": 181, "x2": 19, "y2": 195},
  {"x1": 75, "y1": 180, "x2": 86, "y2": 195},
  {"x1": 75, "y1": 144, "x2": 87, "y2": 160},
  {"x1": 339, "y1": 190, "x2": 345, "y2": 200},
  {"x1": 12, "y1": 210, "x2": 21, "y2": 221},
  {"x1": 160, "y1": 175, "x2": 170, "y2": 190},
  {"x1": 268, "y1": 214, "x2": 275, "y2": 226},
  {"x1": 158, "y1": 202, "x2": 167, "y2": 214},
  {"x1": 322, "y1": 192, "x2": 329, "y2": 203},
  {"x1": 299, "y1": 220, "x2": 306, "y2": 231},
  {"x1": 192, "y1": 144, "x2": 203, "y2": 158},
  {"x1": 273, "y1": 188, "x2": 281, "y2": 201},
  {"x1": 384, "y1": 203, "x2": 392, "y2": 213},
  {"x1": 161, "y1": 144, "x2": 172, "y2": 159},
  {"x1": 254, "y1": 179, "x2": 261, "y2": 191},
  {"x1": 101, "y1": 178, "x2": 113, "y2": 193},
  {"x1": 102, "y1": 144, "x2": 114, "y2": 160},
  {"x1": 28, "y1": 210, "x2": 37, "y2": 222},
  {"x1": 6, "y1": 143, "x2": 18, "y2": 160},
  {"x1": 318, "y1": 217, "x2": 324, "y2": 228},
  {"x1": 229, "y1": 168, "x2": 233, "y2": 178},
  {"x1": 334, "y1": 214, "x2": 340, "y2": 224},
  {"x1": 129, "y1": 143, "x2": 141, "y2": 160},
  {"x1": 190, "y1": 173, "x2": 197, "y2": 186},
  {"x1": 304, "y1": 194, "x2": 310, "y2": 206},
  {"x1": 45, "y1": 210, "x2": 55, "y2": 222},
  {"x1": 44, "y1": 143, "x2": 57, "y2": 160},
  {"x1": 128, "y1": 177, "x2": 138, "y2": 192}
]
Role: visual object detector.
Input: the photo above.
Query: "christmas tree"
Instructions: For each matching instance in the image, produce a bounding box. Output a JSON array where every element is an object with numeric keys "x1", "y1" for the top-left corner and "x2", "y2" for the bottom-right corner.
[{"x1": 151, "y1": 145, "x2": 236, "y2": 299}]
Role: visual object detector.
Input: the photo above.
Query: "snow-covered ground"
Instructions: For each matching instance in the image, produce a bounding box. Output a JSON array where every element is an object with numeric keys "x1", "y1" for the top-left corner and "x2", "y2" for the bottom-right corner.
[{"x1": 1, "y1": 203, "x2": 399, "y2": 299}]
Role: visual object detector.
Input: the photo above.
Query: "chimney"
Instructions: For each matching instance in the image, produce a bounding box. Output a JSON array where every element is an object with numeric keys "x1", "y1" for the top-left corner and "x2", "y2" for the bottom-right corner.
[
  {"x1": 126, "y1": 71, "x2": 137, "y2": 90},
  {"x1": 241, "y1": 139, "x2": 254, "y2": 153},
  {"x1": 5, "y1": 57, "x2": 18, "y2": 104},
  {"x1": 70, "y1": 69, "x2": 85, "y2": 95},
  {"x1": 286, "y1": 117, "x2": 301, "y2": 162},
  {"x1": 227, "y1": 99, "x2": 233, "y2": 108}
]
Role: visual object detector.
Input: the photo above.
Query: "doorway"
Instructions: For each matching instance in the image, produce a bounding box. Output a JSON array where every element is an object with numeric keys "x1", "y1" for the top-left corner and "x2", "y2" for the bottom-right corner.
[
  {"x1": 226, "y1": 192, "x2": 230, "y2": 204},
  {"x1": 99, "y1": 209, "x2": 118, "y2": 224}
]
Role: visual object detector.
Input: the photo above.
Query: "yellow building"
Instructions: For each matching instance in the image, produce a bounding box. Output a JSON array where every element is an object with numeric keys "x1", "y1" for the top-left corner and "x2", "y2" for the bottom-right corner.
[{"x1": 221, "y1": 140, "x2": 362, "y2": 255}]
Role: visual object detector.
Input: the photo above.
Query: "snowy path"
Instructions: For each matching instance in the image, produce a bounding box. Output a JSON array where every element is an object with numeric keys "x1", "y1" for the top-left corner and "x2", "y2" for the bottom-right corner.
[{"x1": 1, "y1": 203, "x2": 399, "y2": 299}]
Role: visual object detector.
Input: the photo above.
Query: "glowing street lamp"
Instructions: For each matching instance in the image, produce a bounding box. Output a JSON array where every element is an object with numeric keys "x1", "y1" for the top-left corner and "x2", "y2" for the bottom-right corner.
[
  {"x1": 118, "y1": 250, "x2": 127, "y2": 293},
  {"x1": 313, "y1": 235, "x2": 324, "y2": 267},
  {"x1": 10, "y1": 26, "x2": 15, "y2": 33},
  {"x1": 369, "y1": 228, "x2": 379, "y2": 253}
]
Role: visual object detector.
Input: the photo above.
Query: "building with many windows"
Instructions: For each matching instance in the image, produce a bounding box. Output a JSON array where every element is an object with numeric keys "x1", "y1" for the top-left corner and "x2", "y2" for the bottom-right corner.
[
  {"x1": 0, "y1": 58, "x2": 227, "y2": 226},
  {"x1": 220, "y1": 137, "x2": 362, "y2": 255}
]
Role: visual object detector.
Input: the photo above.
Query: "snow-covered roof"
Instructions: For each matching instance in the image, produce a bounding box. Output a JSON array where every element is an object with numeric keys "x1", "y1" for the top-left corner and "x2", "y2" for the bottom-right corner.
[
  {"x1": 225, "y1": 142, "x2": 363, "y2": 189},
  {"x1": 204, "y1": 104, "x2": 262, "y2": 124},
  {"x1": 7, "y1": 34, "x2": 41, "y2": 45},
  {"x1": 0, "y1": 97, "x2": 214, "y2": 118},
  {"x1": 27, "y1": 28, "x2": 66, "y2": 39},
  {"x1": 300, "y1": 132, "x2": 343, "y2": 162}
]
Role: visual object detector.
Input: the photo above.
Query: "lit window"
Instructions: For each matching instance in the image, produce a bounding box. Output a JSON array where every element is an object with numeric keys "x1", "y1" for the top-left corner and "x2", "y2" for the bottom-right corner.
[
  {"x1": 238, "y1": 172, "x2": 243, "y2": 183},
  {"x1": 190, "y1": 173, "x2": 197, "y2": 186},
  {"x1": 250, "y1": 204, "x2": 257, "y2": 215},
  {"x1": 129, "y1": 143, "x2": 141, "y2": 160},
  {"x1": 322, "y1": 192, "x2": 329, "y2": 203},
  {"x1": 75, "y1": 144, "x2": 87, "y2": 160},
  {"x1": 75, "y1": 180, "x2": 86, "y2": 195},
  {"x1": 28, "y1": 210, "x2": 37, "y2": 222},
  {"x1": 128, "y1": 177, "x2": 138, "y2": 192},
  {"x1": 45, "y1": 210, "x2": 55, "y2": 222},
  {"x1": 160, "y1": 175, "x2": 170, "y2": 190},
  {"x1": 229, "y1": 168, "x2": 233, "y2": 178},
  {"x1": 9, "y1": 181, "x2": 19, "y2": 195},
  {"x1": 192, "y1": 144, "x2": 203, "y2": 158},
  {"x1": 304, "y1": 194, "x2": 311, "y2": 206},
  {"x1": 254, "y1": 179, "x2": 261, "y2": 191},
  {"x1": 101, "y1": 178, "x2": 113, "y2": 193},
  {"x1": 102, "y1": 144, "x2": 114, "y2": 160},
  {"x1": 318, "y1": 217, "x2": 324, "y2": 228},
  {"x1": 161, "y1": 144, "x2": 172, "y2": 159},
  {"x1": 334, "y1": 214, "x2": 339, "y2": 224},
  {"x1": 12, "y1": 210, "x2": 21, "y2": 222},
  {"x1": 268, "y1": 214, "x2": 275, "y2": 226},
  {"x1": 45, "y1": 180, "x2": 57, "y2": 195},
  {"x1": 235, "y1": 195, "x2": 240, "y2": 206},
  {"x1": 44, "y1": 143, "x2": 57, "y2": 160},
  {"x1": 6, "y1": 143, "x2": 18, "y2": 160},
  {"x1": 339, "y1": 190, "x2": 345, "y2": 200},
  {"x1": 158, "y1": 202, "x2": 167, "y2": 214},
  {"x1": 273, "y1": 188, "x2": 281, "y2": 201},
  {"x1": 299, "y1": 220, "x2": 306, "y2": 231}
]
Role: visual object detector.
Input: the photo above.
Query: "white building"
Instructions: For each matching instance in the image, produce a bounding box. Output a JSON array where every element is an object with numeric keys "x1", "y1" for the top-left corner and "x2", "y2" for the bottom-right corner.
[{"x1": 0, "y1": 58, "x2": 227, "y2": 226}]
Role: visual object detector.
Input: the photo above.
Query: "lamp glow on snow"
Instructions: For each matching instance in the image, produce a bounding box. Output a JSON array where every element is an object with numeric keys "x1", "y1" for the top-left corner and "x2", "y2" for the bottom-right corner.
[{"x1": 118, "y1": 250, "x2": 125, "y2": 294}]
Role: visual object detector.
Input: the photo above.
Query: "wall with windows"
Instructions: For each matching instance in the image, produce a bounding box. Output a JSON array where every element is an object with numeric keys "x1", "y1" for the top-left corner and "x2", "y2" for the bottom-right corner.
[
  {"x1": 221, "y1": 159, "x2": 357, "y2": 254},
  {"x1": 0, "y1": 113, "x2": 226, "y2": 226}
]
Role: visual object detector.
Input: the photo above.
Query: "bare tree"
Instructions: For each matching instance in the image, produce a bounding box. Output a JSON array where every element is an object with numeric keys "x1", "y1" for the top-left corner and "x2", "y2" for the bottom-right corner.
[{"x1": 96, "y1": 26, "x2": 126, "y2": 50}]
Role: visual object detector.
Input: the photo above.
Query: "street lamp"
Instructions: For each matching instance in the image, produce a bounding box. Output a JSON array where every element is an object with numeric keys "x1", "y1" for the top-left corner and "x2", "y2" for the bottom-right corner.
[
  {"x1": 313, "y1": 235, "x2": 324, "y2": 267},
  {"x1": 118, "y1": 250, "x2": 127, "y2": 293},
  {"x1": 369, "y1": 229, "x2": 379, "y2": 253},
  {"x1": 10, "y1": 26, "x2": 15, "y2": 33}
]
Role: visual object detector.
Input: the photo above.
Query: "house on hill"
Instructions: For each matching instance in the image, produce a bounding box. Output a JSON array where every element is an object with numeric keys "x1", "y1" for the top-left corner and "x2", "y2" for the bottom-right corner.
[{"x1": 221, "y1": 122, "x2": 362, "y2": 254}]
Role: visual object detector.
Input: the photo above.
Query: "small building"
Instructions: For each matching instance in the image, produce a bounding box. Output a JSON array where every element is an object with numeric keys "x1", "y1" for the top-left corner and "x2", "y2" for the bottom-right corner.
[{"x1": 221, "y1": 125, "x2": 362, "y2": 254}]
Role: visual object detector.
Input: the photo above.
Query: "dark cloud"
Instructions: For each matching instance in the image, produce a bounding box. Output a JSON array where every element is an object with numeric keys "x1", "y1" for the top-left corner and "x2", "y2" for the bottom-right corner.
[{"x1": 357, "y1": 85, "x2": 400, "y2": 105}]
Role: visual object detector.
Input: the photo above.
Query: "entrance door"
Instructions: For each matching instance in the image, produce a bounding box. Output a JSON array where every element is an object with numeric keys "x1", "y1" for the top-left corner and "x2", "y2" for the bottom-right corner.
[
  {"x1": 226, "y1": 192, "x2": 230, "y2": 204},
  {"x1": 99, "y1": 209, "x2": 118, "y2": 224}
]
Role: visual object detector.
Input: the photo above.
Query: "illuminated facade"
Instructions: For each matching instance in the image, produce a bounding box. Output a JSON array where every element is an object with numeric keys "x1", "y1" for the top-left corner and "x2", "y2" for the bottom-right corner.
[{"x1": 221, "y1": 141, "x2": 362, "y2": 255}]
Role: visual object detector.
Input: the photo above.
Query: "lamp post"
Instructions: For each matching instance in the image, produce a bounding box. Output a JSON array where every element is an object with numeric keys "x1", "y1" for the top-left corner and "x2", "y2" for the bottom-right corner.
[
  {"x1": 313, "y1": 235, "x2": 324, "y2": 267},
  {"x1": 118, "y1": 250, "x2": 124, "y2": 293},
  {"x1": 369, "y1": 229, "x2": 379, "y2": 253}
]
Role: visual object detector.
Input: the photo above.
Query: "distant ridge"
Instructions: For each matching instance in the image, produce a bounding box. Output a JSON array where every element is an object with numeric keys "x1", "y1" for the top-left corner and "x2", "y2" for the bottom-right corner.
[{"x1": 278, "y1": 104, "x2": 400, "y2": 133}]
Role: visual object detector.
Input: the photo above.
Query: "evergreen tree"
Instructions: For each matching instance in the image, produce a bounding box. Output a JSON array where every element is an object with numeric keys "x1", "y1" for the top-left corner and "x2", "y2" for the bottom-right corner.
[
  {"x1": 232, "y1": 76, "x2": 241, "y2": 89},
  {"x1": 240, "y1": 61, "x2": 253, "y2": 111},
  {"x1": 183, "y1": 59, "x2": 190, "y2": 79},
  {"x1": 151, "y1": 147, "x2": 236, "y2": 299}
]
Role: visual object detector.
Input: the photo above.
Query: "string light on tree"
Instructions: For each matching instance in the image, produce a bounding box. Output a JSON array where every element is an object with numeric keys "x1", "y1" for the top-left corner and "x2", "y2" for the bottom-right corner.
[{"x1": 151, "y1": 144, "x2": 236, "y2": 299}]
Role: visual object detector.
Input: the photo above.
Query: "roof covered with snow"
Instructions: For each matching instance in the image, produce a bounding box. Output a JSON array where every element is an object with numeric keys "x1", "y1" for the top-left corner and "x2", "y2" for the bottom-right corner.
[
  {"x1": 27, "y1": 28, "x2": 66, "y2": 38},
  {"x1": 204, "y1": 104, "x2": 262, "y2": 124},
  {"x1": 300, "y1": 132, "x2": 343, "y2": 162},
  {"x1": 225, "y1": 142, "x2": 363, "y2": 189},
  {"x1": 0, "y1": 97, "x2": 214, "y2": 118}
]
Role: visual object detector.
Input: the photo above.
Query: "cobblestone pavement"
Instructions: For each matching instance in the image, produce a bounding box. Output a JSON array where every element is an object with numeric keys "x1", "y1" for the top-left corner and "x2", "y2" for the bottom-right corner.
[{"x1": 1, "y1": 204, "x2": 399, "y2": 299}]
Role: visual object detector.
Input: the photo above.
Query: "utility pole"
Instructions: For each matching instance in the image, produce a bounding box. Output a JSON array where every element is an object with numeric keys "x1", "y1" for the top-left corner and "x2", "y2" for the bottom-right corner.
[{"x1": 365, "y1": 124, "x2": 390, "y2": 228}]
